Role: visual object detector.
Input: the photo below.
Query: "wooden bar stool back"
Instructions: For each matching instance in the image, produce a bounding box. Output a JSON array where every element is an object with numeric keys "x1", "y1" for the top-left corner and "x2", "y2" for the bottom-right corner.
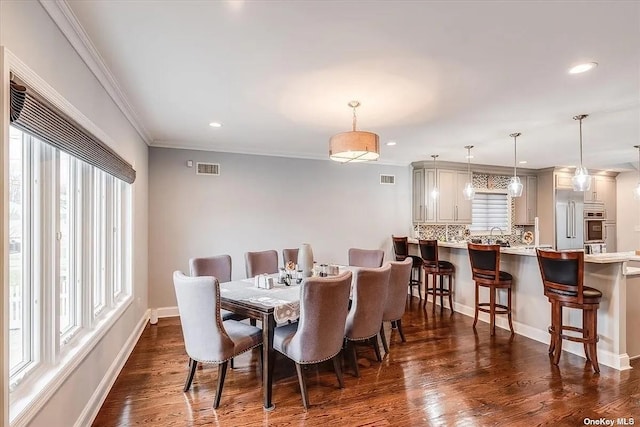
[
  {"x1": 535, "y1": 249, "x2": 602, "y2": 373},
  {"x1": 392, "y1": 236, "x2": 423, "y2": 300},
  {"x1": 467, "y1": 243, "x2": 514, "y2": 336},
  {"x1": 418, "y1": 239, "x2": 454, "y2": 313}
]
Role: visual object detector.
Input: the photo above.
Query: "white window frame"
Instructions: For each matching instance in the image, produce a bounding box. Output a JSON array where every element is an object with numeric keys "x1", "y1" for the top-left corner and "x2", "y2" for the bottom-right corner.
[{"x1": 469, "y1": 190, "x2": 512, "y2": 235}]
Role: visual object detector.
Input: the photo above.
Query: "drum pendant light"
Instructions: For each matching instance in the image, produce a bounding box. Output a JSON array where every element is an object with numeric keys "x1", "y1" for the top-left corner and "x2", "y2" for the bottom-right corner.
[{"x1": 329, "y1": 101, "x2": 380, "y2": 163}]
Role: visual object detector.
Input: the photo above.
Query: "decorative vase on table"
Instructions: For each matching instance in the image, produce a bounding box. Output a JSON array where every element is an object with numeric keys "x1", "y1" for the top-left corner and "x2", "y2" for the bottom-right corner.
[{"x1": 298, "y1": 243, "x2": 314, "y2": 277}]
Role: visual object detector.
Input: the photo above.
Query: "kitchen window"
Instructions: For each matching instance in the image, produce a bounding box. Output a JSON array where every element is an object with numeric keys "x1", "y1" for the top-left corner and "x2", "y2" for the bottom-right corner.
[{"x1": 469, "y1": 191, "x2": 510, "y2": 233}]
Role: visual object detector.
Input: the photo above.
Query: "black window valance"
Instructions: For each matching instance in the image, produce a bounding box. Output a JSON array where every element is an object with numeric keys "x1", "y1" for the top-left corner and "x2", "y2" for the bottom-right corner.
[{"x1": 10, "y1": 79, "x2": 136, "y2": 184}]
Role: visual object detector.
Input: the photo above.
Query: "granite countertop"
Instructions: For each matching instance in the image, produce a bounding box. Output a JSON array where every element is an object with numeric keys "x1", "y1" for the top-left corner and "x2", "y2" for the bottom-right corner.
[{"x1": 408, "y1": 238, "x2": 639, "y2": 264}]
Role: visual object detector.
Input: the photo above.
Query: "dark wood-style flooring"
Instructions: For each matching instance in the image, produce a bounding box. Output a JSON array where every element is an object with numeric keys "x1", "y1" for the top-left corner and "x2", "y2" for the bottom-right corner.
[{"x1": 93, "y1": 298, "x2": 640, "y2": 426}]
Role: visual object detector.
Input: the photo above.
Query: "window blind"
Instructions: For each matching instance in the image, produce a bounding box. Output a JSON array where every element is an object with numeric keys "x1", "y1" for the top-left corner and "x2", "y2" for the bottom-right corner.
[
  {"x1": 9, "y1": 80, "x2": 136, "y2": 184},
  {"x1": 469, "y1": 192, "x2": 509, "y2": 232}
]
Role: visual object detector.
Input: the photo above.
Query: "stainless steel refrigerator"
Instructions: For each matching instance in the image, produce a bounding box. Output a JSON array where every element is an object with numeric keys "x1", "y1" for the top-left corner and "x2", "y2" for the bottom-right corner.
[{"x1": 555, "y1": 189, "x2": 584, "y2": 250}]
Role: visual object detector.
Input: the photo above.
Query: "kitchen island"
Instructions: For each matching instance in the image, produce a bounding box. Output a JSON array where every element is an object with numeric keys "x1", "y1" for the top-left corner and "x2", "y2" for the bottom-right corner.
[{"x1": 410, "y1": 240, "x2": 638, "y2": 370}]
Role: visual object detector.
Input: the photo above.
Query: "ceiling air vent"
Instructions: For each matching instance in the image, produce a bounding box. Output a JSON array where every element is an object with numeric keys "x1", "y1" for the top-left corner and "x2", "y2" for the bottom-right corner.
[
  {"x1": 380, "y1": 174, "x2": 395, "y2": 185},
  {"x1": 196, "y1": 162, "x2": 220, "y2": 176}
]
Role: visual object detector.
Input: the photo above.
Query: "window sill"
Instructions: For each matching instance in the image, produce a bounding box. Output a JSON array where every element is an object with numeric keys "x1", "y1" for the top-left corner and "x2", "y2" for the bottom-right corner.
[{"x1": 9, "y1": 296, "x2": 132, "y2": 426}]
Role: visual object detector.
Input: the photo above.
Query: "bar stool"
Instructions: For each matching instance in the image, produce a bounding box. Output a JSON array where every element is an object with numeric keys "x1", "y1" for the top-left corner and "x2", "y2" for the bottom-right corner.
[
  {"x1": 467, "y1": 243, "x2": 514, "y2": 336},
  {"x1": 392, "y1": 236, "x2": 423, "y2": 299},
  {"x1": 418, "y1": 239, "x2": 454, "y2": 313},
  {"x1": 536, "y1": 249, "x2": 602, "y2": 373}
]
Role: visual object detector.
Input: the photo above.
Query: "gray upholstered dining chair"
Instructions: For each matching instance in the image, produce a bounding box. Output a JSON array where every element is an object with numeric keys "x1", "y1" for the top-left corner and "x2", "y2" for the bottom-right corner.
[
  {"x1": 348, "y1": 248, "x2": 385, "y2": 268},
  {"x1": 282, "y1": 248, "x2": 299, "y2": 267},
  {"x1": 344, "y1": 264, "x2": 391, "y2": 377},
  {"x1": 273, "y1": 271, "x2": 353, "y2": 410},
  {"x1": 379, "y1": 258, "x2": 413, "y2": 354},
  {"x1": 189, "y1": 255, "x2": 242, "y2": 322},
  {"x1": 245, "y1": 250, "x2": 279, "y2": 277},
  {"x1": 173, "y1": 271, "x2": 263, "y2": 408}
]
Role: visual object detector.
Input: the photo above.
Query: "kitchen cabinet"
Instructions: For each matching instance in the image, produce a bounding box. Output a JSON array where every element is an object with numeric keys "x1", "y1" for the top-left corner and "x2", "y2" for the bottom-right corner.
[
  {"x1": 514, "y1": 175, "x2": 537, "y2": 225},
  {"x1": 412, "y1": 168, "x2": 436, "y2": 222},
  {"x1": 436, "y1": 169, "x2": 472, "y2": 223},
  {"x1": 584, "y1": 176, "x2": 616, "y2": 221},
  {"x1": 604, "y1": 222, "x2": 616, "y2": 252}
]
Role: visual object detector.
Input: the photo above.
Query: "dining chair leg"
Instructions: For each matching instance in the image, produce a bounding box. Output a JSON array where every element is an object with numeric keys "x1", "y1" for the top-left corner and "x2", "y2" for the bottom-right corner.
[
  {"x1": 349, "y1": 341, "x2": 360, "y2": 377},
  {"x1": 293, "y1": 363, "x2": 310, "y2": 410},
  {"x1": 396, "y1": 319, "x2": 406, "y2": 342},
  {"x1": 379, "y1": 324, "x2": 390, "y2": 354},
  {"x1": 473, "y1": 282, "x2": 479, "y2": 330},
  {"x1": 371, "y1": 337, "x2": 382, "y2": 362},
  {"x1": 213, "y1": 361, "x2": 228, "y2": 409},
  {"x1": 183, "y1": 358, "x2": 198, "y2": 392},
  {"x1": 332, "y1": 355, "x2": 345, "y2": 388}
]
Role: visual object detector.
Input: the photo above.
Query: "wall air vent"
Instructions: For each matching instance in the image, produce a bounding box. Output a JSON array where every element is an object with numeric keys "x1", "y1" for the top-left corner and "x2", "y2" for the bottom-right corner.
[
  {"x1": 380, "y1": 174, "x2": 395, "y2": 185},
  {"x1": 196, "y1": 162, "x2": 220, "y2": 176}
]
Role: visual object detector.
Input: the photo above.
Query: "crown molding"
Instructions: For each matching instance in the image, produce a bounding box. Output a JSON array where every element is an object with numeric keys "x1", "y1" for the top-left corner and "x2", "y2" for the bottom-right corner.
[{"x1": 39, "y1": 0, "x2": 153, "y2": 145}]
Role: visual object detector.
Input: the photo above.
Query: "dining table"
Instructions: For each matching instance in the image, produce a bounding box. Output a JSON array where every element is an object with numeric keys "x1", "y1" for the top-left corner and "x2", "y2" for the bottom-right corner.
[{"x1": 219, "y1": 267, "x2": 354, "y2": 410}]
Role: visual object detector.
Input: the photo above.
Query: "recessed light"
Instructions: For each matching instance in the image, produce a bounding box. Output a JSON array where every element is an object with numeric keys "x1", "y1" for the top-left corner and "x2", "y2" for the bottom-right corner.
[
  {"x1": 519, "y1": 160, "x2": 528, "y2": 164},
  {"x1": 386, "y1": 141, "x2": 397, "y2": 146},
  {"x1": 568, "y1": 62, "x2": 598, "y2": 74},
  {"x1": 209, "y1": 122, "x2": 223, "y2": 128}
]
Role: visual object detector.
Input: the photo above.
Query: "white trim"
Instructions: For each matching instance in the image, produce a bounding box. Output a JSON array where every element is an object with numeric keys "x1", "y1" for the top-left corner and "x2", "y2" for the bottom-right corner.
[
  {"x1": 6, "y1": 51, "x2": 136, "y2": 166},
  {"x1": 451, "y1": 301, "x2": 631, "y2": 371},
  {"x1": 155, "y1": 306, "x2": 179, "y2": 318},
  {"x1": 38, "y1": 0, "x2": 152, "y2": 145},
  {"x1": 150, "y1": 142, "x2": 411, "y2": 167},
  {"x1": 9, "y1": 297, "x2": 133, "y2": 426},
  {"x1": 74, "y1": 309, "x2": 149, "y2": 427}
]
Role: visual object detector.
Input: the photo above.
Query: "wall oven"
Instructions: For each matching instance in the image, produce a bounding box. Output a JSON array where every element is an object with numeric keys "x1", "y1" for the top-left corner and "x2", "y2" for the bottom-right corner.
[{"x1": 584, "y1": 206, "x2": 605, "y2": 243}]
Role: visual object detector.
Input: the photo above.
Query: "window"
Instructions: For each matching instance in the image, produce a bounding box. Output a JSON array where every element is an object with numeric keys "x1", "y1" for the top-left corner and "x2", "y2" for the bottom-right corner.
[
  {"x1": 469, "y1": 192, "x2": 510, "y2": 233},
  {"x1": 7, "y1": 124, "x2": 131, "y2": 390}
]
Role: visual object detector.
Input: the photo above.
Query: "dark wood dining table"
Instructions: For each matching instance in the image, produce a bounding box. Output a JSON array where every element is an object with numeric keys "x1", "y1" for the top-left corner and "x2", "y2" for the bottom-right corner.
[{"x1": 218, "y1": 277, "x2": 302, "y2": 410}]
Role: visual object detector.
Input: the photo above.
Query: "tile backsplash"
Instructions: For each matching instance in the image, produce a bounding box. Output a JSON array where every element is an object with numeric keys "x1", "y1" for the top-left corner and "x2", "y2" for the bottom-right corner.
[{"x1": 414, "y1": 173, "x2": 534, "y2": 246}]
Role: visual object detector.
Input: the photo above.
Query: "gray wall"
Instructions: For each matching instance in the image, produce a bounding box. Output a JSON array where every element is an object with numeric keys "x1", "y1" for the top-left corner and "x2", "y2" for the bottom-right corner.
[
  {"x1": 149, "y1": 147, "x2": 411, "y2": 308},
  {"x1": 1, "y1": 1, "x2": 149, "y2": 426}
]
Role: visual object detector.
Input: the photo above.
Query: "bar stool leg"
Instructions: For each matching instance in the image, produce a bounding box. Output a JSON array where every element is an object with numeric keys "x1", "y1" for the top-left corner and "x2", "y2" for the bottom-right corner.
[
  {"x1": 590, "y1": 308, "x2": 600, "y2": 373},
  {"x1": 417, "y1": 267, "x2": 422, "y2": 301},
  {"x1": 447, "y1": 275, "x2": 454, "y2": 314},
  {"x1": 507, "y1": 287, "x2": 514, "y2": 335},
  {"x1": 583, "y1": 309, "x2": 591, "y2": 362},
  {"x1": 548, "y1": 301, "x2": 557, "y2": 356},
  {"x1": 552, "y1": 305, "x2": 563, "y2": 366},
  {"x1": 473, "y1": 282, "x2": 479, "y2": 330},
  {"x1": 422, "y1": 271, "x2": 428, "y2": 310},
  {"x1": 432, "y1": 273, "x2": 437, "y2": 314},
  {"x1": 439, "y1": 275, "x2": 445, "y2": 313},
  {"x1": 489, "y1": 286, "x2": 496, "y2": 336}
]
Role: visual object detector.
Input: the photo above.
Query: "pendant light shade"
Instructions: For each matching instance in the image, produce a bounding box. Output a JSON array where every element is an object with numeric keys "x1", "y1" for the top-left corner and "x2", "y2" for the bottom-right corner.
[
  {"x1": 634, "y1": 145, "x2": 640, "y2": 200},
  {"x1": 463, "y1": 145, "x2": 475, "y2": 200},
  {"x1": 507, "y1": 132, "x2": 523, "y2": 197},
  {"x1": 571, "y1": 114, "x2": 592, "y2": 192},
  {"x1": 430, "y1": 154, "x2": 439, "y2": 199},
  {"x1": 329, "y1": 101, "x2": 380, "y2": 163}
]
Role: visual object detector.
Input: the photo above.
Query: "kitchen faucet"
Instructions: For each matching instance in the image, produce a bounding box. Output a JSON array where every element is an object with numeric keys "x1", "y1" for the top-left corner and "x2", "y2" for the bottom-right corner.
[{"x1": 489, "y1": 227, "x2": 504, "y2": 244}]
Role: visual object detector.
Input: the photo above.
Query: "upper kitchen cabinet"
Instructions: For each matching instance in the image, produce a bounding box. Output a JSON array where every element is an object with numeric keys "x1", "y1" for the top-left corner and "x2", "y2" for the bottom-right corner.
[
  {"x1": 437, "y1": 169, "x2": 472, "y2": 223},
  {"x1": 584, "y1": 175, "x2": 616, "y2": 221},
  {"x1": 412, "y1": 168, "x2": 436, "y2": 222},
  {"x1": 514, "y1": 175, "x2": 537, "y2": 225}
]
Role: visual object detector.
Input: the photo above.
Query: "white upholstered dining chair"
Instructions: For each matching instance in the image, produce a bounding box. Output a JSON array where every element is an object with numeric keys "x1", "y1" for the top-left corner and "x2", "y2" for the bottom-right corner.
[{"x1": 173, "y1": 271, "x2": 263, "y2": 408}]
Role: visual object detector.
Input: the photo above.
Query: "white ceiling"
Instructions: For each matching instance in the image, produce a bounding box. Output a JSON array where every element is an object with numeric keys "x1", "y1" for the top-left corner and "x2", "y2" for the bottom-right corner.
[{"x1": 61, "y1": 0, "x2": 639, "y2": 170}]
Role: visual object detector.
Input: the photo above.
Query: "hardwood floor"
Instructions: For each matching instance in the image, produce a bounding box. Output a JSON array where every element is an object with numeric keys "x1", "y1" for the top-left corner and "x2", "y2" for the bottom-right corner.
[{"x1": 93, "y1": 298, "x2": 640, "y2": 426}]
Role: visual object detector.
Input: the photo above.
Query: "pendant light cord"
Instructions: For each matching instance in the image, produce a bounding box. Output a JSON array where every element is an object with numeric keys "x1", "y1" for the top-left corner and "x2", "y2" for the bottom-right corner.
[
  {"x1": 579, "y1": 118, "x2": 583, "y2": 167},
  {"x1": 510, "y1": 133, "x2": 520, "y2": 178},
  {"x1": 636, "y1": 145, "x2": 640, "y2": 181}
]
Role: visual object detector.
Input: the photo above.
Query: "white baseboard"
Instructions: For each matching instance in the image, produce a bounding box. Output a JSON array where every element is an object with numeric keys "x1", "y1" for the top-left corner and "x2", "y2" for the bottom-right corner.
[
  {"x1": 451, "y1": 302, "x2": 631, "y2": 371},
  {"x1": 155, "y1": 306, "x2": 179, "y2": 318},
  {"x1": 74, "y1": 309, "x2": 151, "y2": 427}
]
